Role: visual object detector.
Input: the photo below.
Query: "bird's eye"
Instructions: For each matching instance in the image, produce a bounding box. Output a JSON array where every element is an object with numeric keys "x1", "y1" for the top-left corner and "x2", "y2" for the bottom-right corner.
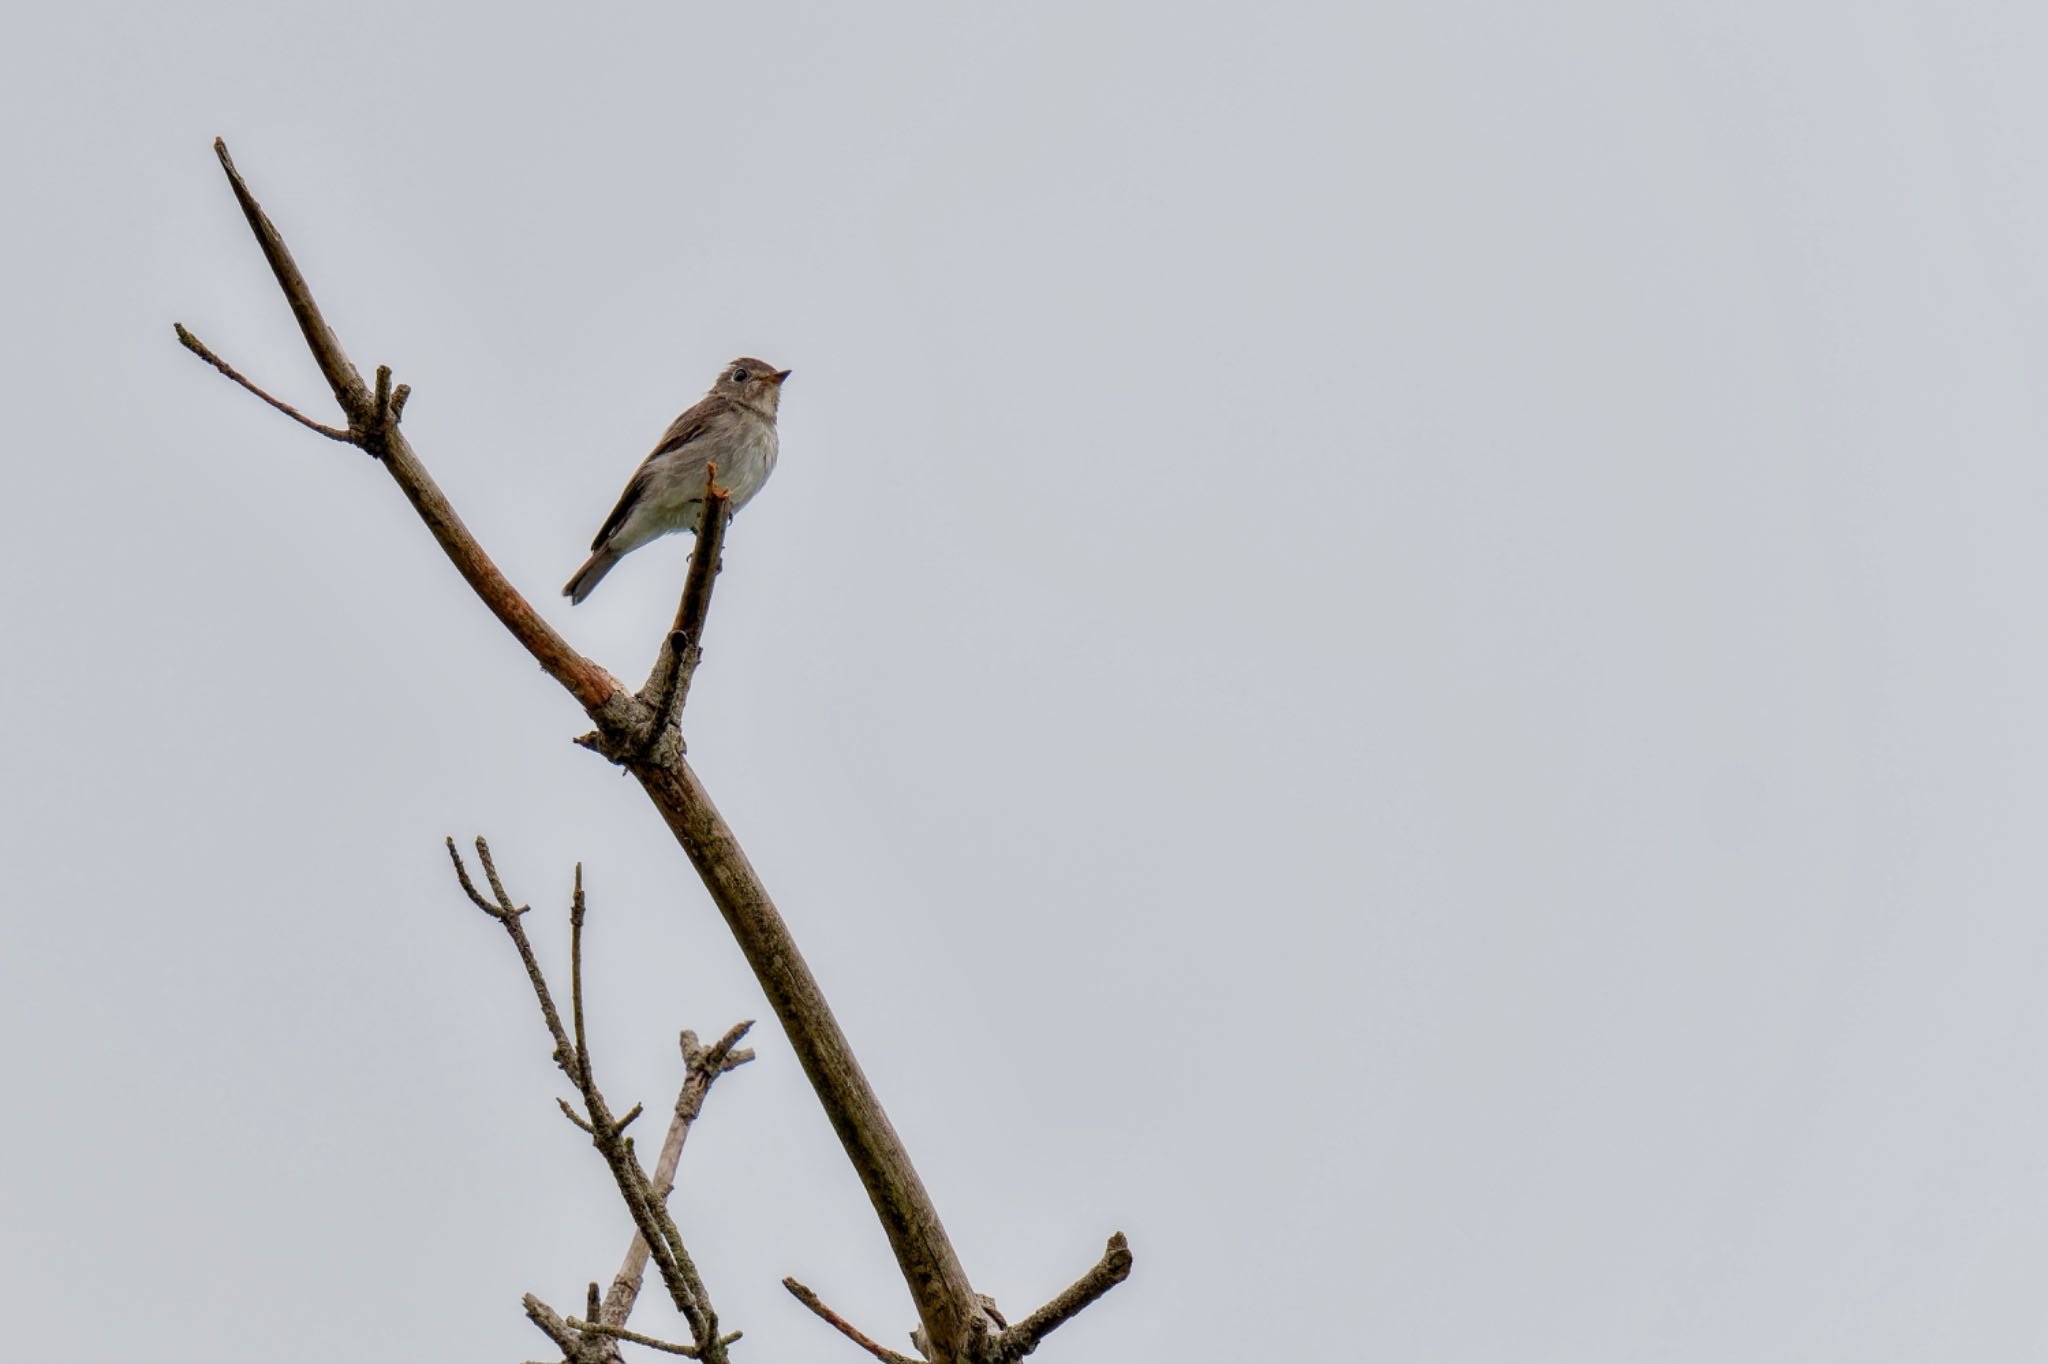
[{"x1": 730, "y1": 368, "x2": 749, "y2": 384}]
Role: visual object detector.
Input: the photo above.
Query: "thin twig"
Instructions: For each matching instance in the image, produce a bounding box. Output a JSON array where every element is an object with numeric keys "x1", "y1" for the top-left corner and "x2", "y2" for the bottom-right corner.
[
  {"x1": 571, "y1": 863, "x2": 590, "y2": 1080},
  {"x1": 990, "y1": 1234, "x2": 1133, "y2": 1361},
  {"x1": 639, "y1": 464, "x2": 731, "y2": 760},
  {"x1": 783, "y1": 1279, "x2": 922, "y2": 1364},
  {"x1": 447, "y1": 838, "x2": 569, "y2": 1073},
  {"x1": 209, "y1": 138, "x2": 370, "y2": 413},
  {"x1": 568, "y1": 1317, "x2": 739, "y2": 1358},
  {"x1": 695, "y1": 1020, "x2": 758, "y2": 1079},
  {"x1": 449, "y1": 838, "x2": 731, "y2": 1363},
  {"x1": 172, "y1": 324, "x2": 353, "y2": 441},
  {"x1": 194, "y1": 138, "x2": 627, "y2": 711},
  {"x1": 477, "y1": 839, "x2": 521, "y2": 918},
  {"x1": 446, "y1": 839, "x2": 505, "y2": 919},
  {"x1": 601, "y1": 1021, "x2": 756, "y2": 1328}
]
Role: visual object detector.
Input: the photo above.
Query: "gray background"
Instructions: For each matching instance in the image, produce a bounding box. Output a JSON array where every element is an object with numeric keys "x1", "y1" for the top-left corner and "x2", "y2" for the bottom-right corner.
[{"x1": 4, "y1": 3, "x2": 2046, "y2": 1360}]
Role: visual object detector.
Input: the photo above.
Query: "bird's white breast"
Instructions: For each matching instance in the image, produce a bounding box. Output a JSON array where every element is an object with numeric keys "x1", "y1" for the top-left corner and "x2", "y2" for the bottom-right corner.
[
  {"x1": 719, "y1": 421, "x2": 779, "y2": 508},
  {"x1": 614, "y1": 416, "x2": 779, "y2": 553}
]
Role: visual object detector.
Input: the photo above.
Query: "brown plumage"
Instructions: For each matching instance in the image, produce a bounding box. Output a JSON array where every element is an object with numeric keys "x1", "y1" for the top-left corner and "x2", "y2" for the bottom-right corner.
[{"x1": 563, "y1": 358, "x2": 789, "y2": 604}]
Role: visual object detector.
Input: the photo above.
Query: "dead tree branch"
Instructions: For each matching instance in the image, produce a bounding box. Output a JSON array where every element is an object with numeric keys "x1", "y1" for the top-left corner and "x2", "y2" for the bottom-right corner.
[
  {"x1": 172, "y1": 323, "x2": 352, "y2": 440},
  {"x1": 210, "y1": 138, "x2": 367, "y2": 411},
  {"x1": 569, "y1": 1316, "x2": 742, "y2": 1358},
  {"x1": 449, "y1": 839, "x2": 735, "y2": 1364},
  {"x1": 184, "y1": 142, "x2": 1130, "y2": 1364},
  {"x1": 987, "y1": 1234, "x2": 1132, "y2": 1361},
  {"x1": 601, "y1": 1022, "x2": 756, "y2": 1328},
  {"x1": 181, "y1": 139, "x2": 625, "y2": 716},
  {"x1": 522, "y1": 1293, "x2": 589, "y2": 1358},
  {"x1": 636, "y1": 465, "x2": 732, "y2": 763},
  {"x1": 783, "y1": 1279, "x2": 923, "y2": 1364}
]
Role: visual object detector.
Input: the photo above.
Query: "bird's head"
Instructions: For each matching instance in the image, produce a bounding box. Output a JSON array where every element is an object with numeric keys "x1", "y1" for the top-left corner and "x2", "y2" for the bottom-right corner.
[{"x1": 717, "y1": 357, "x2": 791, "y2": 416}]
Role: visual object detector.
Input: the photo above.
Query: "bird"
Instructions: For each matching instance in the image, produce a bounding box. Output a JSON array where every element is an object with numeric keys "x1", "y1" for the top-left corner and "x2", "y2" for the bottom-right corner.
[{"x1": 562, "y1": 358, "x2": 790, "y2": 604}]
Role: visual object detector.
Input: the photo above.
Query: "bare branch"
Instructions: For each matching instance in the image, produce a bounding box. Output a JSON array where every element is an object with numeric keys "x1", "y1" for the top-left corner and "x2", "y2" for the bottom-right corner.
[
  {"x1": 693, "y1": 1020, "x2": 757, "y2": 1078},
  {"x1": 569, "y1": 1317, "x2": 734, "y2": 1358},
  {"x1": 451, "y1": 841, "x2": 733, "y2": 1363},
  {"x1": 447, "y1": 837, "x2": 573, "y2": 1072},
  {"x1": 571, "y1": 863, "x2": 590, "y2": 1078},
  {"x1": 477, "y1": 838, "x2": 525, "y2": 918},
  {"x1": 523, "y1": 1293, "x2": 582, "y2": 1354},
  {"x1": 638, "y1": 464, "x2": 731, "y2": 761},
  {"x1": 172, "y1": 324, "x2": 353, "y2": 441},
  {"x1": 600, "y1": 1021, "x2": 755, "y2": 1328},
  {"x1": 990, "y1": 1234, "x2": 1132, "y2": 1361},
  {"x1": 445, "y1": 836, "x2": 507, "y2": 919},
  {"x1": 195, "y1": 140, "x2": 629, "y2": 713},
  {"x1": 634, "y1": 759, "x2": 985, "y2": 1357},
  {"x1": 194, "y1": 143, "x2": 1124, "y2": 1364},
  {"x1": 209, "y1": 138, "x2": 370, "y2": 414},
  {"x1": 783, "y1": 1279, "x2": 922, "y2": 1364}
]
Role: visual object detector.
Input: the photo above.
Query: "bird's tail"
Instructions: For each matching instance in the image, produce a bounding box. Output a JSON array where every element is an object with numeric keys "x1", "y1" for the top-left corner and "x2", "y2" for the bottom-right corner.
[{"x1": 562, "y1": 548, "x2": 621, "y2": 604}]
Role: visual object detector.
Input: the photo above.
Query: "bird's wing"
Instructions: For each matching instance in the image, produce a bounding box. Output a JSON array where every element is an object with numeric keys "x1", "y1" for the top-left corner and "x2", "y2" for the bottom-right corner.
[{"x1": 587, "y1": 397, "x2": 726, "y2": 551}]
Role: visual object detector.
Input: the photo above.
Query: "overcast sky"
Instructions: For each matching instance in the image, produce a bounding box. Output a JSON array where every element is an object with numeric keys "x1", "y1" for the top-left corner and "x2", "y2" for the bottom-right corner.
[{"x1": 7, "y1": 3, "x2": 2048, "y2": 1361}]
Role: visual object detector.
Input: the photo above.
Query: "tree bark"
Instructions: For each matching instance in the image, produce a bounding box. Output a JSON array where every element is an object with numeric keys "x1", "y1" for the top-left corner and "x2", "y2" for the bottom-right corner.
[{"x1": 178, "y1": 138, "x2": 1127, "y2": 1364}]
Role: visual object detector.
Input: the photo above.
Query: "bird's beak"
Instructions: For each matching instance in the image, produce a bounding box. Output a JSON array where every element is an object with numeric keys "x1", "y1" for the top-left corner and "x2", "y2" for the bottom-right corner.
[{"x1": 772, "y1": 369, "x2": 793, "y2": 384}]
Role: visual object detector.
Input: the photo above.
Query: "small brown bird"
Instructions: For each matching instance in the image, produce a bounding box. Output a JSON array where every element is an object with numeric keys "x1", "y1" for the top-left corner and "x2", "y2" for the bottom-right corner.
[{"x1": 563, "y1": 358, "x2": 790, "y2": 603}]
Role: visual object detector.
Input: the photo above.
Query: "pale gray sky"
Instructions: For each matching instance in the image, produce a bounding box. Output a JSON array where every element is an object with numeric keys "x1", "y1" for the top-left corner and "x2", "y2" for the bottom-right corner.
[{"x1": 7, "y1": 3, "x2": 2048, "y2": 1360}]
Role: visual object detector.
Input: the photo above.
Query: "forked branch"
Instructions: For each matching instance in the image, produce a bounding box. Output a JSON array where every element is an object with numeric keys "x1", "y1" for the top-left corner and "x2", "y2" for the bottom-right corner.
[
  {"x1": 449, "y1": 838, "x2": 736, "y2": 1364},
  {"x1": 184, "y1": 141, "x2": 1131, "y2": 1364},
  {"x1": 789, "y1": 1232, "x2": 1131, "y2": 1364},
  {"x1": 179, "y1": 140, "x2": 623, "y2": 713},
  {"x1": 209, "y1": 138, "x2": 367, "y2": 413},
  {"x1": 600, "y1": 1021, "x2": 756, "y2": 1329}
]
